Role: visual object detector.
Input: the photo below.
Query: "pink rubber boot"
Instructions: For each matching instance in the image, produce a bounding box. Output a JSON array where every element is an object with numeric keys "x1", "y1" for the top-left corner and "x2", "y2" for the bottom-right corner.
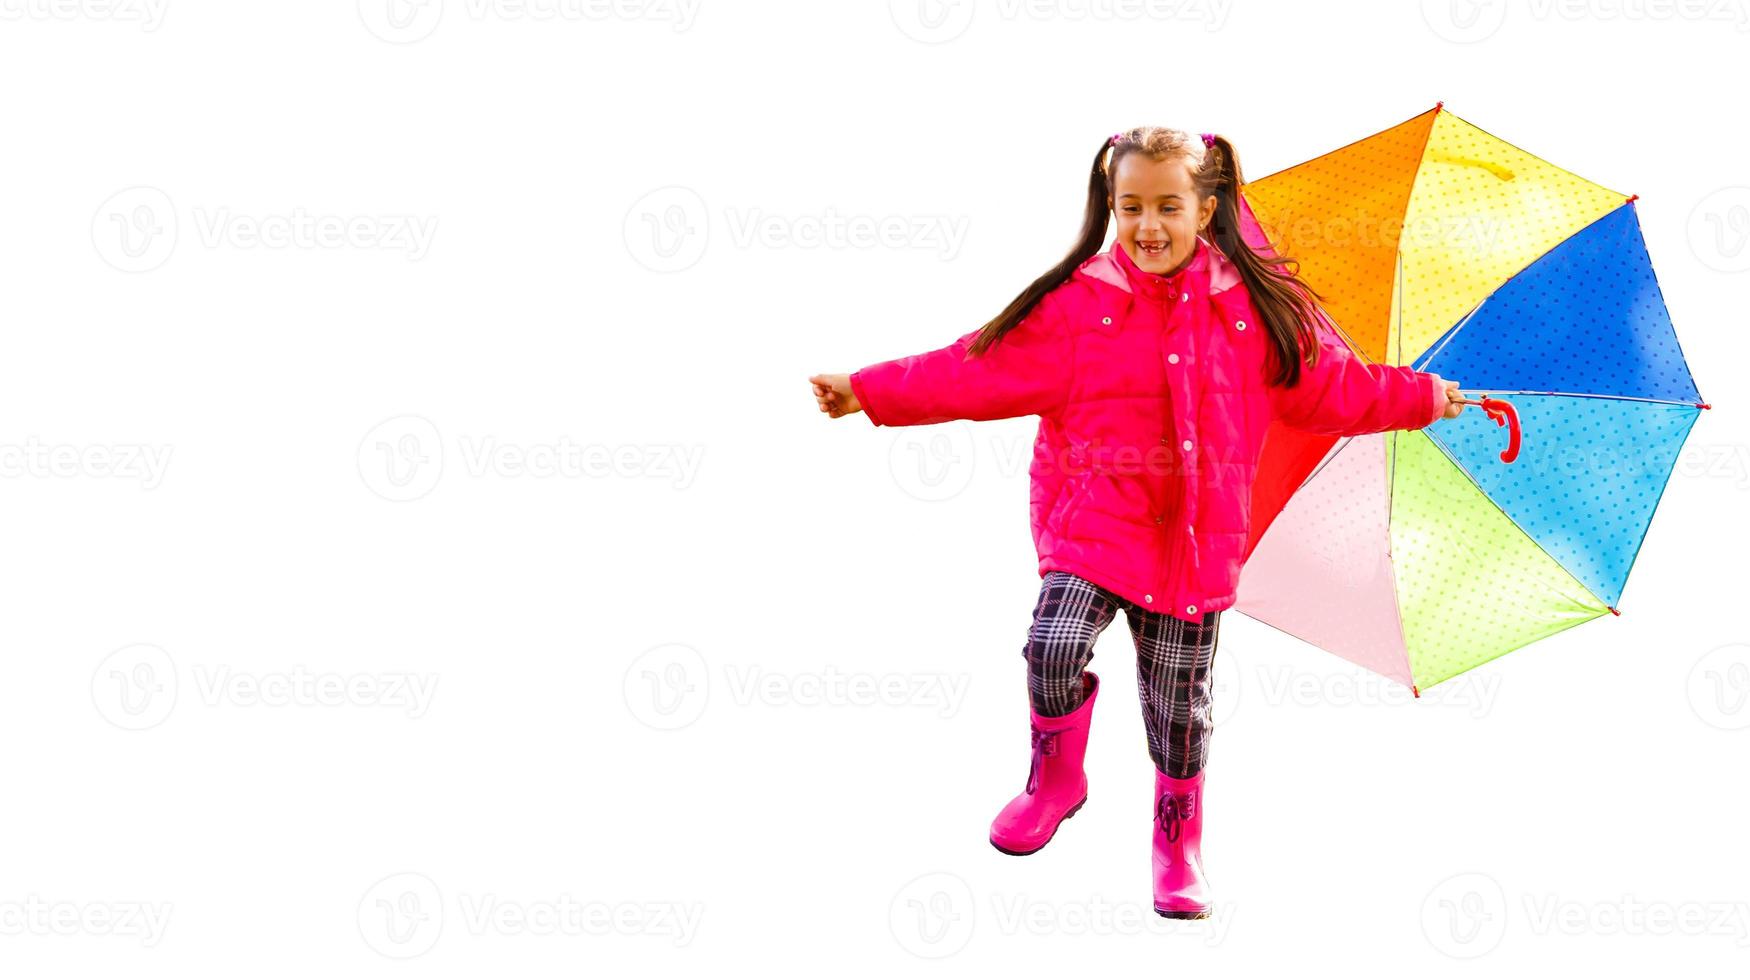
[
  {"x1": 1152, "y1": 766, "x2": 1212, "y2": 918},
  {"x1": 989, "y1": 672, "x2": 1099, "y2": 856}
]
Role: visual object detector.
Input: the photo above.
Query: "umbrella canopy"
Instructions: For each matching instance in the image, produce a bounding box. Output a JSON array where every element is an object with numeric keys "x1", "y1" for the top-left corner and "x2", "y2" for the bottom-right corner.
[{"x1": 1232, "y1": 104, "x2": 1711, "y2": 694}]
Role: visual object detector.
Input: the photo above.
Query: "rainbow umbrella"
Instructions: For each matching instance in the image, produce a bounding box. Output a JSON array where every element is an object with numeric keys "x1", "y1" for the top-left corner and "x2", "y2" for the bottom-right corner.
[{"x1": 1231, "y1": 103, "x2": 1712, "y2": 695}]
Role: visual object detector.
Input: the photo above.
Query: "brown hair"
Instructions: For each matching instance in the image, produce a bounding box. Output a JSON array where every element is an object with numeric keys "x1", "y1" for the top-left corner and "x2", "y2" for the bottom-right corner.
[{"x1": 969, "y1": 126, "x2": 1329, "y2": 388}]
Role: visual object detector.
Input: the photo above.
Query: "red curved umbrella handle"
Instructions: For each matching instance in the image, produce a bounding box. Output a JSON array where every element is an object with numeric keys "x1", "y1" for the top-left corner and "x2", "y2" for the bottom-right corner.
[
  {"x1": 1449, "y1": 393, "x2": 1519, "y2": 462},
  {"x1": 1482, "y1": 397, "x2": 1520, "y2": 463},
  {"x1": 1454, "y1": 394, "x2": 1521, "y2": 463}
]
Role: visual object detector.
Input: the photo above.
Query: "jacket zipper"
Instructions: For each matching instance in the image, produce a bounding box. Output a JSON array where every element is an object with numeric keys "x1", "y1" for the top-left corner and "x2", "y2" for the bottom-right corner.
[
  {"x1": 1156, "y1": 483, "x2": 1182, "y2": 610},
  {"x1": 1155, "y1": 292, "x2": 1178, "y2": 608}
]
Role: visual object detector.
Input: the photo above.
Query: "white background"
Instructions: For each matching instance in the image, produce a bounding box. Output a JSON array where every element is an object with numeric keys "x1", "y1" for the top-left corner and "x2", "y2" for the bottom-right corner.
[{"x1": 3, "y1": 0, "x2": 1747, "y2": 974}]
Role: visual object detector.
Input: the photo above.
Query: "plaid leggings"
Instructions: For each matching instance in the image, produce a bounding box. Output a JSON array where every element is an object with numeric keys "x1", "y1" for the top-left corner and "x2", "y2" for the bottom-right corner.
[{"x1": 1023, "y1": 570, "x2": 1222, "y2": 778}]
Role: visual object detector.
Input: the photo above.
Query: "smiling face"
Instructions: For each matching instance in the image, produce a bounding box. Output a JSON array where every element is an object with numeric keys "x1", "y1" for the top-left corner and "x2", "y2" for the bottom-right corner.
[{"x1": 1108, "y1": 152, "x2": 1217, "y2": 277}]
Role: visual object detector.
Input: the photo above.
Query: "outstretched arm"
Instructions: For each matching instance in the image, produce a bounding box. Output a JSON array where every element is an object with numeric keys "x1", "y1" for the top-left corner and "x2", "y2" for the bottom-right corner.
[
  {"x1": 1268, "y1": 323, "x2": 1450, "y2": 436},
  {"x1": 846, "y1": 290, "x2": 1075, "y2": 427}
]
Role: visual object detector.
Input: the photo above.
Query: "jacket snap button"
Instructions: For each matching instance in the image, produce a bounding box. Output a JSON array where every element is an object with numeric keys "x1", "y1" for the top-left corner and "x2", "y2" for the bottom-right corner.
[
  {"x1": 1159, "y1": 436, "x2": 1169, "y2": 445},
  {"x1": 1101, "y1": 316, "x2": 1112, "y2": 325},
  {"x1": 1168, "y1": 353, "x2": 1179, "y2": 364},
  {"x1": 1181, "y1": 293, "x2": 1189, "y2": 303},
  {"x1": 1182, "y1": 439, "x2": 1193, "y2": 452},
  {"x1": 1236, "y1": 320, "x2": 1247, "y2": 330},
  {"x1": 1186, "y1": 604, "x2": 1197, "y2": 614},
  {"x1": 1144, "y1": 594, "x2": 1154, "y2": 603},
  {"x1": 1155, "y1": 515, "x2": 1163, "y2": 525}
]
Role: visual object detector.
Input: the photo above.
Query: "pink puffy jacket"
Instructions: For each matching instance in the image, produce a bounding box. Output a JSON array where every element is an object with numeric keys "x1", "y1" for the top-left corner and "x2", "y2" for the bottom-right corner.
[{"x1": 849, "y1": 236, "x2": 1448, "y2": 623}]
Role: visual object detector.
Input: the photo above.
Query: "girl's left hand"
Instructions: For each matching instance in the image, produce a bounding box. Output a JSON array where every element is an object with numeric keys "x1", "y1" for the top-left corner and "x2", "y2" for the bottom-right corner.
[{"x1": 1439, "y1": 378, "x2": 1465, "y2": 420}]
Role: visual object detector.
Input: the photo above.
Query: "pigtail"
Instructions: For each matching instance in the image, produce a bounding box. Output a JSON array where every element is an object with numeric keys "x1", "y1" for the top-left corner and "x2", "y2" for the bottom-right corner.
[
  {"x1": 967, "y1": 137, "x2": 1117, "y2": 357},
  {"x1": 1201, "y1": 134, "x2": 1332, "y2": 389}
]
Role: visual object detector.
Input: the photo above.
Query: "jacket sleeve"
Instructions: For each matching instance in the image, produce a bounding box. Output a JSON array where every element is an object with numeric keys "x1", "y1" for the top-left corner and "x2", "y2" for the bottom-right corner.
[
  {"x1": 847, "y1": 288, "x2": 1075, "y2": 427},
  {"x1": 1267, "y1": 324, "x2": 1448, "y2": 436}
]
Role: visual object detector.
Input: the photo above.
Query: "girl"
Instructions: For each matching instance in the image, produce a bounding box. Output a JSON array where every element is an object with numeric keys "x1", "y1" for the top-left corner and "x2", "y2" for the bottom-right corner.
[{"x1": 809, "y1": 127, "x2": 1466, "y2": 919}]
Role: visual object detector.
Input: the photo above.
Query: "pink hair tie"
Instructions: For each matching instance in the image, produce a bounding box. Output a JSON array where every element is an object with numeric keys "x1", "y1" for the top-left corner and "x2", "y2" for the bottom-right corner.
[
  {"x1": 1110, "y1": 132, "x2": 1125, "y2": 147},
  {"x1": 1200, "y1": 132, "x2": 1216, "y2": 148}
]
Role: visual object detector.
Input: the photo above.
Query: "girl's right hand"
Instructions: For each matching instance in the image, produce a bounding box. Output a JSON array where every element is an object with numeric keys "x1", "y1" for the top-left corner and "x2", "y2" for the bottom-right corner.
[{"x1": 809, "y1": 373, "x2": 861, "y2": 419}]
